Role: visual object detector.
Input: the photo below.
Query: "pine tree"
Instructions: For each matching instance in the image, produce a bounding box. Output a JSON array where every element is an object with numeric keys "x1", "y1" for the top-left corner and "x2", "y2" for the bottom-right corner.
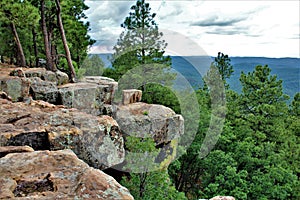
[
  {"x1": 233, "y1": 65, "x2": 297, "y2": 199},
  {"x1": 40, "y1": 0, "x2": 56, "y2": 71},
  {"x1": 212, "y1": 52, "x2": 234, "y2": 88},
  {"x1": 55, "y1": 0, "x2": 76, "y2": 81},
  {"x1": 13, "y1": 0, "x2": 93, "y2": 71},
  {"x1": 169, "y1": 65, "x2": 298, "y2": 200},
  {"x1": 239, "y1": 65, "x2": 289, "y2": 142},
  {"x1": 0, "y1": 0, "x2": 39, "y2": 67},
  {"x1": 103, "y1": 0, "x2": 175, "y2": 87},
  {"x1": 120, "y1": 136, "x2": 187, "y2": 200},
  {"x1": 213, "y1": 52, "x2": 234, "y2": 81}
]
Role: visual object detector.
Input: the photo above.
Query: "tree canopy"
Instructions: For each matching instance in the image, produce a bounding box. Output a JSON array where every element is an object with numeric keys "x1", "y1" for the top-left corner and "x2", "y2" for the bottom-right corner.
[
  {"x1": 0, "y1": 0, "x2": 95, "y2": 80},
  {"x1": 168, "y1": 63, "x2": 299, "y2": 200}
]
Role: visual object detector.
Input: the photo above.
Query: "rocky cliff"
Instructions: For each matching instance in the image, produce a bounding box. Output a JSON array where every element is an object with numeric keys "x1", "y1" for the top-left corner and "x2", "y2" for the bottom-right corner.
[{"x1": 0, "y1": 65, "x2": 185, "y2": 199}]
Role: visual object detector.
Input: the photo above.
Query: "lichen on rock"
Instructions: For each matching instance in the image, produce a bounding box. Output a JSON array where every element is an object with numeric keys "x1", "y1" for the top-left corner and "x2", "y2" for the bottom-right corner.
[
  {"x1": 0, "y1": 149, "x2": 133, "y2": 199},
  {"x1": 0, "y1": 98, "x2": 125, "y2": 169}
]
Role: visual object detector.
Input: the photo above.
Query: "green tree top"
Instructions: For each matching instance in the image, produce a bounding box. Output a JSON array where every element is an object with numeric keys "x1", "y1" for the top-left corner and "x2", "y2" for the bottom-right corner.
[
  {"x1": 105, "y1": 0, "x2": 173, "y2": 82},
  {"x1": 213, "y1": 52, "x2": 234, "y2": 87},
  {"x1": 121, "y1": 0, "x2": 157, "y2": 30},
  {"x1": 291, "y1": 92, "x2": 300, "y2": 116},
  {"x1": 239, "y1": 65, "x2": 289, "y2": 115}
]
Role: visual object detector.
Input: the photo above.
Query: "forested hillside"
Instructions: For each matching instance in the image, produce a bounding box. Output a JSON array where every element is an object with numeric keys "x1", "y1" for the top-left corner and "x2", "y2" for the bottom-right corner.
[
  {"x1": 167, "y1": 64, "x2": 300, "y2": 199},
  {"x1": 170, "y1": 56, "x2": 300, "y2": 99}
]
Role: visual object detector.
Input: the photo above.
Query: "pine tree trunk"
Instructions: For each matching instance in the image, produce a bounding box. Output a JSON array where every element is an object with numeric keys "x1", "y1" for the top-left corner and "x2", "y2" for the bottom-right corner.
[
  {"x1": 41, "y1": 0, "x2": 56, "y2": 71},
  {"x1": 51, "y1": 42, "x2": 57, "y2": 66},
  {"x1": 32, "y1": 28, "x2": 39, "y2": 67},
  {"x1": 11, "y1": 21, "x2": 26, "y2": 67},
  {"x1": 55, "y1": 0, "x2": 76, "y2": 82},
  {"x1": 139, "y1": 172, "x2": 147, "y2": 198}
]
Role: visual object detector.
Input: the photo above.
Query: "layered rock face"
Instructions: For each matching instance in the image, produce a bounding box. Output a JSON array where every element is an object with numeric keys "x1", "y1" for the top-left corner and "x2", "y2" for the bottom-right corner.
[
  {"x1": 113, "y1": 89, "x2": 184, "y2": 170},
  {"x1": 0, "y1": 149, "x2": 133, "y2": 199},
  {"x1": 0, "y1": 98, "x2": 124, "y2": 169},
  {"x1": 115, "y1": 102, "x2": 184, "y2": 145},
  {"x1": 1, "y1": 67, "x2": 68, "y2": 102},
  {"x1": 1, "y1": 67, "x2": 117, "y2": 116}
]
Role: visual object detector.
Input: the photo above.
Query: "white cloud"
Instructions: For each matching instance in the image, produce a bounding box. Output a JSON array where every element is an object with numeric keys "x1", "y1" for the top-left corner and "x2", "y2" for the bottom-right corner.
[{"x1": 84, "y1": 0, "x2": 299, "y2": 58}]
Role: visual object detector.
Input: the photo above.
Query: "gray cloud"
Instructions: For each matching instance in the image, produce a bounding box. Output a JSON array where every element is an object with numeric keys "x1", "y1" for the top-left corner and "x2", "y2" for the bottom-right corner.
[
  {"x1": 191, "y1": 15, "x2": 248, "y2": 27},
  {"x1": 206, "y1": 26, "x2": 261, "y2": 37},
  {"x1": 86, "y1": 1, "x2": 132, "y2": 26},
  {"x1": 84, "y1": 1, "x2": 134, "y2": 49},
  {"x1": 159, "y1": 6, "x2": 183, "y2": 20}
]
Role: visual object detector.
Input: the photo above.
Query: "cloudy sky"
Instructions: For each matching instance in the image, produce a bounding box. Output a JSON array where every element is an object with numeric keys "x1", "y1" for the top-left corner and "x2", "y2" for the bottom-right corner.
[{"x1": 84, "y1": 0, "x2": 299, "y2": 58}]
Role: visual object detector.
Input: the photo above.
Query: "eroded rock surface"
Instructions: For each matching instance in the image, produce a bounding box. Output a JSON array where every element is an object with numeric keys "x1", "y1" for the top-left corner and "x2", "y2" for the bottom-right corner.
[
  {"x1": 122, "y1": 89, "x2": 142, "y2": 105},
  {"x1": 115, "y1": 102, "x2": 184, "y2": 145},
  {"x1": 1, "y1": 67, "x2": 119, "y2": 116},
  {"x1": 58, "y1": 76, "x2": 118, "y2": 115},
  {"x1": 29, "y1": 77, "x2": 59, "y2": 103},
  {"x1": 0, "y1": 67, "x2": 68, "y2": 102},
  {"x1": 0, "y1": 145, "x2": 34, "y2": 158},
  {"x1": 15, "y1": 67, "x2": 69, "y2": 85},
  {"x1": 114, "y1": 102, "x2": 184, "y2": 170},
  {"x1": 0, "y1": 149, "x2": 133, "y2": 199},
  {"x1": 0, "y1": 98, "x2": 125, "y2": 169},
  {"x1": 0, "y1": 75, "x2": 30, "y2": 102}
]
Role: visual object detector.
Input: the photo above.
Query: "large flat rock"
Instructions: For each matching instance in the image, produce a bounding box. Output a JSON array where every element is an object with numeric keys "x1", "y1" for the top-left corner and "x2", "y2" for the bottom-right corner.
[
  {"x1": 0, "y1": 76, "x2": 30, "y2": 102},
  {"x1": 0, "y1": 67, "x2": 68, "y2": 102},
  {"x1": 0, "y1": 67, "x2": 118, "y2": 116},
  {"x1": 0, "y1": 98, "x2": 125, "y2": 169},
  {"x1": 115, "y1": 102, "x2": 184, "y2": 144},
  {"x1": 0, "y1": 149, "x2": 133, "y2": 199},
  {"x1": 114, "y1": 102, "x2": 184, "y2": 170},
  {"x1": 58, "y1": 79, "x2": 117, "y2": 115}
]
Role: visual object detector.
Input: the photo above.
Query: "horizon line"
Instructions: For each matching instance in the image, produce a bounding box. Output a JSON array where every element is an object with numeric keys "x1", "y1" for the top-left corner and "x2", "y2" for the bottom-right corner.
[{"x1": 89, "y1": 52, "x2": 300, "y2": 59}]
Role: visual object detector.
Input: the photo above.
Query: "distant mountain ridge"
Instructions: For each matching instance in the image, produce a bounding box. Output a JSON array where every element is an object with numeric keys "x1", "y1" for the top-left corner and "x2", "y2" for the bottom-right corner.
[
  {"x1": 171, "y1": 56, "x2": 300, "y2": 99},
  {"x1": 94, "y1": 54, "x2": 300, "y2": 99}
]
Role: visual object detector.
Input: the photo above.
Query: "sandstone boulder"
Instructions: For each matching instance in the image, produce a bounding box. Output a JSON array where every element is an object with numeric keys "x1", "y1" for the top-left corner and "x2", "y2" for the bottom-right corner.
[
  {"x1": 0, "y1": 149, "x2": 133, "y2": 199},
  {"x1": 29, "y1": 77, "x2": 59, "y2": 103},
  {"x1": 114, "y1": 102, "x2": 184, "y2": 145},
  {"x1": 58, "y1": 82, "x2": 100, "y2": 114},
  {"x1": 0, "y1": 67, "x2": 69, "y2": 102},
  {"x1": 58, "y1": 78, "x2": 117, "y2": 116},
  {"x1": 20, "y1": 68, "x2": 68, "y2": 86},
  {"x1": 83, "y1": 76, "x2": 117, "y2": 93},
  {"x1": 114, "y1": 102, "x2": 184, "y2": 170},
  {"x1": 122, "y1": 89, "x2": 142, "y2": 105},
  {"x1": 1, "y1": 68, "x2": 118, "y2": 115},
  {"x1": 0, "y1": 98, "x2": 125, "y2": 169},
  {"x1": 0, "y1": 76, "x2": 30, "y2": 102},
  {"x1": 22, "y1": 68, "x2": 46, "y2": 79},
  {"x1": 55, "y1": 70, "x2": 69, "y2": 85},
  {"x1": 86, "y1": 76, "x2": 118, "y2": 116}
]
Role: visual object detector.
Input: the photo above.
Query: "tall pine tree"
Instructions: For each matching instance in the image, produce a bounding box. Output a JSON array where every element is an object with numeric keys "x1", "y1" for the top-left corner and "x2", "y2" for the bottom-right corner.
[{"x1": 103, "y1": 0, "x2": 175, "y2": 86}]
